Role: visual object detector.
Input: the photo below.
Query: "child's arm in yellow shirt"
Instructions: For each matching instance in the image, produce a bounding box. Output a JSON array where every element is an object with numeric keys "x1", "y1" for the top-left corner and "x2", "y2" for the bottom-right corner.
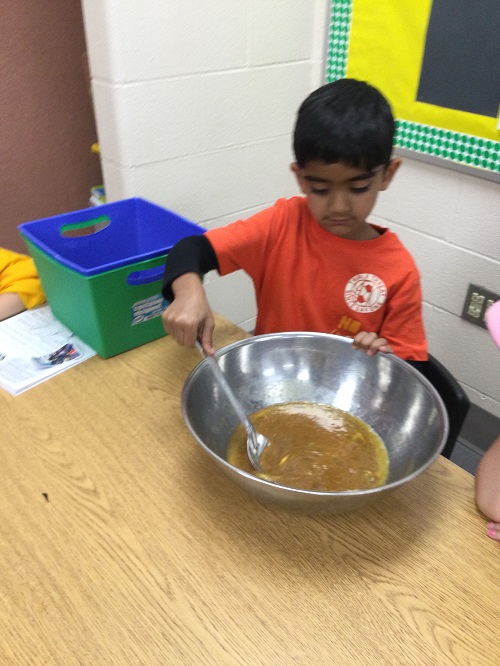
[
  {"x1": 0, "y1": 247, "x2": 46, "y2": 320},
  {"x1": 0, "y1": 292, "x2": 27, "y2": 321}
]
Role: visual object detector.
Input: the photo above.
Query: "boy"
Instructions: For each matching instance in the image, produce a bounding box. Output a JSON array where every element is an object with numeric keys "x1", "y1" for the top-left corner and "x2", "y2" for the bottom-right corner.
[
  {"x1": 162, "y1": 78, "x2": 427, "y2": 361},
  {"x1": 0, "y1": 247, "x2": 46, "y2": 321}
]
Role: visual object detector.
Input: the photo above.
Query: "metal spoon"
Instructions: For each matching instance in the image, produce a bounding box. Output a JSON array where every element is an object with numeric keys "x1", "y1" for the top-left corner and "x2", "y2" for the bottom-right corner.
[{"x1": 195, "y1": 341, "x2": 268, "y2": 472}]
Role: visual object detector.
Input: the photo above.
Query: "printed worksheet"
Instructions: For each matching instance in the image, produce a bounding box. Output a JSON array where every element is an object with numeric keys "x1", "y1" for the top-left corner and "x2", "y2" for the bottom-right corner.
[{"x1": 0, "y1": 305, "x2": 96, "y2": 395}]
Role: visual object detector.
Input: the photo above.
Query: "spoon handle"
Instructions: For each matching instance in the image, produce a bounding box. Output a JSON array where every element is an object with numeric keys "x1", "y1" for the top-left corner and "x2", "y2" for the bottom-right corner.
[{"x1": 195, "y1": 341, "x2": 256, "y2": 438}]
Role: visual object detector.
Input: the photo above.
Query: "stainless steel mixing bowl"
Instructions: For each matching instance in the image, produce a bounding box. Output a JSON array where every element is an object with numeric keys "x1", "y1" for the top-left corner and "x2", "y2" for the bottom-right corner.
[{"x1": 182, "y1": 332, "x2": 448, "y2": 515}]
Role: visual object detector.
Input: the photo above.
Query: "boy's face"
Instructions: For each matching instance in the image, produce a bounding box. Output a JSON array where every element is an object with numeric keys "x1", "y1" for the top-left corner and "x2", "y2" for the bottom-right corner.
[{"x1": 291, "y1": 159, "x2": 400, "y2": 240}]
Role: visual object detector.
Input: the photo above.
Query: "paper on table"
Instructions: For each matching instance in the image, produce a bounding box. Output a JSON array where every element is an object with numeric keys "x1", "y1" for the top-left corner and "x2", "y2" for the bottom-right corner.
[{"x1": 0, "y1": 305, "x2": 96, "y2": 396}]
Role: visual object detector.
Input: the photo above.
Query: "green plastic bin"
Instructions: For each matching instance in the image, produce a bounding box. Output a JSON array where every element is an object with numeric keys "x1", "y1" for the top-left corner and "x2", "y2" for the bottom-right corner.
[{"x1": 19, "y1": 198, "x2": 204, "y2": 358}]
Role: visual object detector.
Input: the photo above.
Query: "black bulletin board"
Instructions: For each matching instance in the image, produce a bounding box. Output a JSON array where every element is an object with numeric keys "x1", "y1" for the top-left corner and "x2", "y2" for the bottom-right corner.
[{"x1": 327, "y1": 0, "x2": 500, "y2": 180}]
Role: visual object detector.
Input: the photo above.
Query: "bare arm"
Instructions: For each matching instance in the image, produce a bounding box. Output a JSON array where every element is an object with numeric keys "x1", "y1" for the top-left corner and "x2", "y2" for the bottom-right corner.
[
  {"x1": 0, "y1": 292, "x2": 27, "y2": 321},
  {"x1": 475, "y1": 435, "x2": 500, "y2": 523}
]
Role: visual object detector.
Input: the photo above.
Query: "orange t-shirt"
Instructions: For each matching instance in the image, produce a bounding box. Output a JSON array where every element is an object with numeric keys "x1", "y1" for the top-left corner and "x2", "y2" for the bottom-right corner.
[
  {"x1": 0, "y1": 248, "x2": 46, "y2": 309},
  {"x1": 205, "y1": 196, "x2": 427, "y2": 361}
]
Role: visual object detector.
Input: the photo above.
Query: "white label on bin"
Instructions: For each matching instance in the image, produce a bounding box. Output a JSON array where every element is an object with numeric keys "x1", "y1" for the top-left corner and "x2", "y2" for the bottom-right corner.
[{"x1": 131, "y1": 295, "x2": 167, "y2": 325}]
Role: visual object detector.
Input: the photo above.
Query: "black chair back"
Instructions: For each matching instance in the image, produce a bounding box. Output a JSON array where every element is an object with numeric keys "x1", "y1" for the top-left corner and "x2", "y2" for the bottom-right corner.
[{"x1": 420, "y1": 354, "x2": 471, "y2": 459}]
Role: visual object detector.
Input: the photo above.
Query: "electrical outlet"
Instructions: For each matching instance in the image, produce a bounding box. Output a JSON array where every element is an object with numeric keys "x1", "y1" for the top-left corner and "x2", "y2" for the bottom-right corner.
[{"x1": 461, "y1": 283, "x2": 500, "y2": 329}]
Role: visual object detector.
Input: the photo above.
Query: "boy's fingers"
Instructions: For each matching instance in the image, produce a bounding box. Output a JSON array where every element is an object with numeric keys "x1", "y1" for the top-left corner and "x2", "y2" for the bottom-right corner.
[
  {"x1": 352, "y1": 332, "x2": 393, "y2": 356},
  {"x1": 199, "y1": 321, "x2": 215, "y2": 356},
  {"x1": 352, "y1": 331, "x2": 374, "y2": 349},
  {"x1": 370, "y1": 339, "x2": 394, "y2": 355},
  {"x1": 182, "y1": 326, "x2": 201, "y2": 348}
]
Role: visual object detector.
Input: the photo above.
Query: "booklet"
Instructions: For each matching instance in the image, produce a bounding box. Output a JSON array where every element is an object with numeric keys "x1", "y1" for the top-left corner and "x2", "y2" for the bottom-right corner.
[{"x1": 0, "y1": 305, "x2": 96, "y2": 396}]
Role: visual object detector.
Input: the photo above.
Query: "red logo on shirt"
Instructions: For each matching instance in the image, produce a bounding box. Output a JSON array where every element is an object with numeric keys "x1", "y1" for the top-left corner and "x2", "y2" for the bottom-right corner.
[{"x1": 344, "y1": 274, "x2": 387, "y2": 313}]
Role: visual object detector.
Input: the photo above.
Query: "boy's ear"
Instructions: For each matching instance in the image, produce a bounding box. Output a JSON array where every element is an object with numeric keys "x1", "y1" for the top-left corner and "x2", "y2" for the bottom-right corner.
[
  {"x1": 380, "y1": 157, "x2": 401, "y2": 191},
  {"x1": 290, "y1": 162, "x2": 306, "y2": 194}
]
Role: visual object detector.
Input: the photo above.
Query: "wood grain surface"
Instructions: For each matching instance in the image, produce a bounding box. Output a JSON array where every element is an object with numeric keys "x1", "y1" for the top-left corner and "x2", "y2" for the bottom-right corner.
[{"x1": 1, "y1": 314, "x2": 499, "y2": 665}]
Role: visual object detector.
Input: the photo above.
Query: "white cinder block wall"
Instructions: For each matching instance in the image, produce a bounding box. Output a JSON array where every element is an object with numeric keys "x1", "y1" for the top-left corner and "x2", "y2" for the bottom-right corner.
[
  {"x1": 373, "y1": 159, "x2": 500, "y2": 417},
  {"x1": 81, "y1": 0, "x2": 500, "y2": 418},
  {"x1": 81, "y1": 0, "x2": 329, "y2": 333}
]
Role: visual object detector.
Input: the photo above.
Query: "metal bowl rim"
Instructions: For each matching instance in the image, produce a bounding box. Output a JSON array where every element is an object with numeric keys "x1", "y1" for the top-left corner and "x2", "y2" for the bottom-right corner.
[{"x1": 181, "y1": 332, "x2": 449, "y2": 498}]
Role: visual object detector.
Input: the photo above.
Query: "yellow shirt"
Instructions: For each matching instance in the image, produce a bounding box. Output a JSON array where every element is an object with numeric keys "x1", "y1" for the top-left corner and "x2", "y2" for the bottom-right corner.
[{"x1": 0, "y1": 248, "x2": 46, "y2": 309}]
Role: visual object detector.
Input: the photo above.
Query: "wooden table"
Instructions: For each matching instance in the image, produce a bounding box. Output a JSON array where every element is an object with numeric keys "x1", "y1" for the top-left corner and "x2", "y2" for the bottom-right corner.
[{"x1": 1, "y1": 314, "x2": 499, "y2": 665}]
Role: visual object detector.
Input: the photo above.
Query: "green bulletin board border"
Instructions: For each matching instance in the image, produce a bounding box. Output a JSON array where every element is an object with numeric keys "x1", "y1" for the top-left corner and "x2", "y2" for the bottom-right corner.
[{"x1": 326, "y1": 0, "x2": 500, "y2": 178}]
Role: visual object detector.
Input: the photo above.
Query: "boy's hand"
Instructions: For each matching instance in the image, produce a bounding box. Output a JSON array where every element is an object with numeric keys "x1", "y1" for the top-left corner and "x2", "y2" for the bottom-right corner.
[
  {"x1": 162, "y1": 273, "x2": 215, "y2": 355},
  {"x1": 351, "y1": 331, "x2": 394, "y2": 356}
]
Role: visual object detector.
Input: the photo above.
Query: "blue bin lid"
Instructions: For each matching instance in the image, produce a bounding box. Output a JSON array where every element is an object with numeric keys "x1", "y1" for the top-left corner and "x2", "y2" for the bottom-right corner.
[{"x1": 19, "y1": 197, "x2": 204, "y2": 276}]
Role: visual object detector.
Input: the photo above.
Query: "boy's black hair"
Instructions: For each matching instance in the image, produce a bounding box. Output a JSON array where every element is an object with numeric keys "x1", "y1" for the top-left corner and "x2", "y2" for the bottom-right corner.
[{"x1": 293, "y1": 78, "x2": 396, "y2": 171}]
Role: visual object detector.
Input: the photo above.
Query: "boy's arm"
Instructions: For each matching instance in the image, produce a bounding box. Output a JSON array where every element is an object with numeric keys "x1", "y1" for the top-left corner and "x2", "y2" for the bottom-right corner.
[
  {"x1": 162, "y1": 235, "x2": 219, "y2": 300},
  {"x1": 161, "y1": 235, "x2": 219, "y2": 353},
  {"x1": 376, "y1": 267, "x2": 427, "y2": 362}
]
